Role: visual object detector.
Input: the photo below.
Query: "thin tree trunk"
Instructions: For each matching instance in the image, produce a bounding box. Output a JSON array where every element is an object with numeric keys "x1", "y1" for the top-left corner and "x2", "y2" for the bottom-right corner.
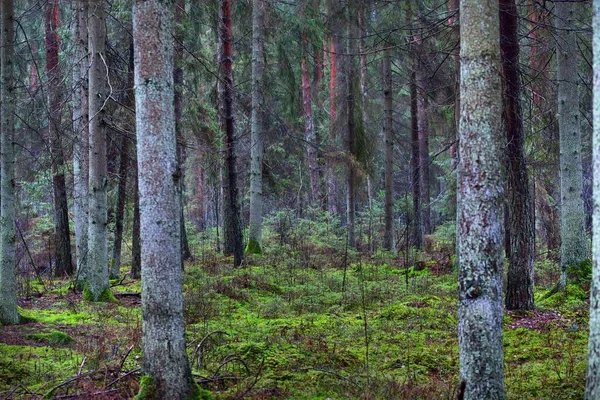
[
  {"x1": 457, "y1": 0, "x2": 505, "y2": 397},
  {"x1": 247, "y1": 0, "x2": 265, "y2": 254},
  {"x1": 131, "y1": 164, "x2": 141, "y2": 280},
  {"x1": 86, "y1": 0, "x2": 110, "y2": 301},
  {"x1": 585, "y1": 2, "x2": 600, "y2": 396},
  {"x1": 500, "y1": 0, "x2": 535, "y2": 310},
  {"x1": 72, "y1": 0, "x2": 89, "y2": 284},
  {"x1": 219, "y1": 0, "x2": 243, "y2": 267},
  {"x1": 382, "y1": 49, "x2": 394, "y2": 251},
  {"x1": 174, "y1": 0, "x2": 192, "y2": 264},
  {"x1": 45, "y1": 0, "x2": 72, "y2": 277},
  {"x1": 0, "y1": 0, "x2": 18, "y2": 325},
  {"x1": 556, "y1": 1, "x2": 588, "y2": 288},
  {"x1": 449, "y1": 0, "x2": 459, "y2": 169},
  {"x1": 410, "y1": 66, "x2": 423, "y2": 249},
  {"x1": 302, "y1": 33, "x2": 318, "y2": 206},
  {"x1": 110, "y1": 46, "x2": 133, "y2": 279},
  {"x1": 327, "y1": 36, "x2": 338, "y2": 216},
  {"x1": 346, "y1": 8, "x2": 356, "y2": 247},
  {"x1": 416, "y1": 55, "x2": 431, "y2": 235},
  {"x1": 133, "y1": 1, "x2": 193, "y2": 397}
]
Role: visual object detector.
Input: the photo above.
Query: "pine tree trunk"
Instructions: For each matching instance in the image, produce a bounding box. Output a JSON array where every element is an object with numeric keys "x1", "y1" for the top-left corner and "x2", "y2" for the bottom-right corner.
[
  {"x1": 416, "y1": 56, "x2": 431, "y2": 235},
  {"x1": 86, "y1": 0, "x2": 110, "y2": 301},
  {"x1": 457, "y1": 0, "x2": 505, "y2": 397},
  {"x1": 500, "y1": 0, "x2": 535, "y2": 310},
  {"x1": 556, "y1": 1, "x2": 588, "y2": 288},
  {"x1": 586, "y1": 1, "x2": 600, "y2": 396},
  {"x1": 327, "y1": 36, "x2": 338, "y2": 217},
  {"x1": 302, "y1": 34, "x2": 318, "y2": 207},
  {"x1": 72, "y1": 0, "x2": 89, "y2": 284},
  {"x1": 219, "y1": 0, "x2": 243, "y2": 267},
  {"x1": 382, "y1": 49, "x2": 394, "y2": 251},
  {"x1": 133, "y1": 2, "x2": 193, "y2": 397},
  {"x1": 410, "y1": 66, "x2": 423, "y2": 249},
  {"x1": 247, "y1": 0, "x2": 265, "y2": 255},
  {"x1": 45, "y1": 0, "x2": 73, "y2": 277},
  {"x1": 131, "y1": 165, "x2": 141, "y2": 280},
  {"x1": 0, "y1": 0, "x2": 18, "y2": 325},
  {"x1": 346, "y1": 10, "x2": 356, "y2": 247}
]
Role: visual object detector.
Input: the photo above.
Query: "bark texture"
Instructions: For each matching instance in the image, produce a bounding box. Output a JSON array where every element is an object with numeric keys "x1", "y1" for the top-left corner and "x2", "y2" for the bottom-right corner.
[
  {"x1": 457, "y1": 0, "x2": 505, "y2": 398},
  {"x1": 0, "y1": 0, "x2": 18, "y2": 325},
  {"x1": 500, "y1": 0, "x2": 535, "y2": 310},
  {"x1": 382, "y1": 49, "x2": 394, "y2": 251},
  {"x1": 133, "y1": 1, "x2": 193, "y2": 398},
  {"x1": 410, "y1": 67, "x2": 423, "y2": 249},
  {"x1": 247, "y1": 0, "x2": 265, "y2": 255},
  {"x1": 302, "y1": 34, "x2": 318, "y2": 206},
  {"x1": 586, "y1": 2, "x2": 600, "y2": 396},
  {"x1": 416, "y1": 57, "x2": 431, "y2": 236},
  {"x1": 72, "y1": 0, "x2": 89, "y2": 283},
  {"x1": 346, "y1": 9, "x2": 356, "y2": 247},
  {"x1": 219, "y1": 0, "x2": 243, "y2": 267},
  {"x1": 556, "y1": 1, "x2": 588, "y2": 287},
  {"x1": 86, "y1": 0, "x2": 110, "y2": 301},
  {"x1": 45, "y1": 0, "x2": 72, "y2": 277}
]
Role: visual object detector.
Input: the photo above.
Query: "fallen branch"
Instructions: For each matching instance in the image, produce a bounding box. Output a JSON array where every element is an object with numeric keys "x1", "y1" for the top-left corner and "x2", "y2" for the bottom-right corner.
[{"x1": 105, "y1": 368, "x2": 141, "y2": 388}]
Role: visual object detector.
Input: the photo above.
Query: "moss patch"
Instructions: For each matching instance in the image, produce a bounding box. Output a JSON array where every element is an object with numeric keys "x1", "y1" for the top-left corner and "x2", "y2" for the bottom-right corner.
[
  {"x1": 134, "y1": 375, "x2": 157, "y2": 400},
  {"x1": 245, "y1": 239, "x2": 263, "y2": 255},
  {"x1": 83, "y1": 285, "x2": 118, "y2": 303},
  {"x1": 25, "y1": 330, "x2": 74, "y2": 346}
]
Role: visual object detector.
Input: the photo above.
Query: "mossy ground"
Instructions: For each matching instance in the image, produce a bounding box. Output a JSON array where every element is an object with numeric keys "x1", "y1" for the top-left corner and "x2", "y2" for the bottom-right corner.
[{"x1": 0, "y1": 236, "x2": 590, "y2": 399}]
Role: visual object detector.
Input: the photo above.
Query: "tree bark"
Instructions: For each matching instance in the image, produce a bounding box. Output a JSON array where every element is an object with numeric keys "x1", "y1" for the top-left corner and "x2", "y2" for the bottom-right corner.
[
  {"x1": 72, "y1": 0, "x2": 89, "y2": 284},
  {"x1": 302, "y1": 33, "x2": 318, "y2": 207},
  {"x1": 0, "y1": 0, "x2": 18, "y2": 325},
  {"x1": 133, "y1": 1, "x2": 194, "y2": 397},
  {"x1": 86, "y1": 0, "x2": 110, "y2": 301},
  {"x1": 457, "y1": 0, "x2": 505, "y2": 398},
  {"x1": 416, "y1": 54, "x2": 431, "y2": 236},
  {"x1": 346, "y1": 8, "x2": 356, "y2": 247},
  {"x1": 382, "y1": 49, "x2": 394, "y2": 252},
  {"x1": 131, "y1": 163, "x2": 141, "y2": 280},
  {"x1": 247, "y1": 0, "x2": 265, "y2": 255},
  {"x1": 45, "y1": 0, "x2": 73, "y2": 277},
  {"x1": 586, "y1": 2, "x2": 600, "y2": 396},
  {"x1": 219, "y1": 0, "x2": 243, "y2": 267},
  {"x1": 500, "y1": 0, "x2": 535, "y2": 310},
  {"x1": 556, "y1": 1, "x2": 588, "y2": 288},
  {"x1": 410, "y1": 66, "x2": 423, "y2": 249}
]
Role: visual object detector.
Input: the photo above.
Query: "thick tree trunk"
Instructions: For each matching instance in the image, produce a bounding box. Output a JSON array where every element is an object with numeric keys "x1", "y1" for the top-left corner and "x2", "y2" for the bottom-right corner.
[
  {"x1": 110, "y1": 48, "x2": 133, "y2": 279},
  {"x1": 174, "y1": 0, "x2": 192, "y2": 264},
  {"x1": 0, "y1": 0, "x2": 18, "y2": 325},
  {"x1": 219, "y1": 0, "x2": 243, "y2": 267},
  {"x1": 586, "y1": 2, "x2": 600, "y2": 396},
  {"x1": 449, "y1": 0, "x2": 459, "y2": 169},
  {"x1": 410, "y1": 66, "x2": 423, "y2": 249},
  {"x1": 131, "y1": 165, "x2": 141, "y2": 280},
  {"x1": 133, "y1": 2, "x2": 194, "y2": 398},
  {"x1": 556, "y1": 1, "x2": 588, "y2": 288},
  {"x1": 72, "y1": 0, "x2": 89, "y2": 283},
  {"x1": 382, "y1": 49, "x2": 394, "y2": 252},
  {"x1": 416, "y1": 57, "x2": 431, "y2": 235},
  {"x1": 247, "y1": 0, "x2": 265, "y2": 255},
  {"x1": 302, "y1": 34, "x2": 319, "y2": 206},
  {"x1": 500, "y1": 0, "x2": 535, "y2": 310},
  {"x1": 45, "y1": 0, "x2": 73, "y2": 277},
  {"x1": 457, "y1": 1, "x2": 505, "y2": 398},
  {"x1": 86, "y1": 0, "x2": 110, "y2": 301}
]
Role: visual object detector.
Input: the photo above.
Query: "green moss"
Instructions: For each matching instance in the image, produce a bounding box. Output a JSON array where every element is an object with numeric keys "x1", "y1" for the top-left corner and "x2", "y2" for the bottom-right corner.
[
  {"x1": 134, "y1": 375, "x2": 157, "y2": 400},
  {"x1": 25, "y1": 330, "x2": 74, "y2": 346},
  {"x1": 190, "y1": 383, "x2": 214, "y2": 400},
  {"x1": 83, "y1": 285, "x2": 118, "y2": 303},
  {"x1": 245, "y1": 239, "x2": 263, "y2": 255}
]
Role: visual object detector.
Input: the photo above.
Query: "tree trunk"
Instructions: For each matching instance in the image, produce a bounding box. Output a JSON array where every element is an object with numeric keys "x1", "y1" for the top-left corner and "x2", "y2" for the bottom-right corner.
[
  {"x1": 302, "y1": 33, "x2": 318, "y2": 207},
  {"x1": 131, "y1": 164, "x2": 141, "y2": 280},
  {"x1": 416, "y1": 55, "x2": 431, "y2": 235},
  {"x1": 0, "y1": 0, "x2": 18, "y2": 325},
  {"x1": 586, "y1": 2, "x2": 600, "y2": 396},
  {"x1": 133, "y1": 2, "x2": 193, "y2": 397},
  {"x1": 219, "y1": 0, "x2": 243, "y2": 267},
  {"x1": 346, "y1": 10, "x2": 356, "y2": 247},
  {"x1": 327, "y1": 36, "x2": 338, "y2": 217},
  {"x1": 174, "y1": 0, "x2": 192, "y2": 264},
  {"x1": 247, "y1": 0, "x2": 265, "y2": 255},
  {"x1": 110, "y1": 46, "x2": 133, "y2": 279},
  {"x1": 72, "y1": 0, "x2": 89, "y2": 284},
  {"x1": 382, "y1": 49, "x2": 394, "y2": 252},
  {"x1": 556, "y1": 1, "x2": 588, "y2": 288},
  {"x1": 86, "y1": 0, "x2": 110, "y2": 301},
  {"x1": 45, "y1": 0, "x2": 73, "y2": 277},
  {"x1": 410, "y1": 66, "x2": 423, "y2": 249},
  {"x1": 457, "y1": 0, "x2": 505, "y2": 398},
  {"x1": 500, "y1": 0, "x2": 535, "y2": 310}
]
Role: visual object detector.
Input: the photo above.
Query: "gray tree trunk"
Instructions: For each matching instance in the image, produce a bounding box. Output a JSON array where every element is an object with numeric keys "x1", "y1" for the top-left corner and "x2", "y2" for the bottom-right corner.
[
  {"x1": 133, "y1": 1, "x2": 193, "y2": 398},
  {"x1": 500, "y1": 0, "x2": 535, "y2": 310},
  {"x1": 556, "y1": 1, "x2": 588, "y2": 288},
  {"x1": 410, "y1": 66, "x2": 423, "y2": 249},
  {"x1": 72, "y1": 0, "x2": 89, "y2": 284},
  {"x1": 382, "y1": 49, "x2": 394, "y2": 252},
  {"x1": 416, "y1": 57, "x2": 431, "y2": 236},
  {"x1": 247, "y1": 0, "x2": 265, "y2": 255},
  {"x1": 86, "y1": 0, "x2": 110, "y2": 301},
  {"x1": 457, "y1": 0, "x2": 505, "y2": 398},
  {"x1": 346, "y1": 9, "x2": 356, "y2": 247},
  {"x1": 585, "y1": 2, "x2": 600, "y2": 397},
  {"x1": 0, "y1": 0, "x2": 18, "y2": 325}
]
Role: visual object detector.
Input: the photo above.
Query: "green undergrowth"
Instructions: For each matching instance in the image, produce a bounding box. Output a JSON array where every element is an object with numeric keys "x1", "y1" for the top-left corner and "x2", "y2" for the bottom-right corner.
[{"x1": 0, "y1": 237, "x2": 590, "y2": 399}]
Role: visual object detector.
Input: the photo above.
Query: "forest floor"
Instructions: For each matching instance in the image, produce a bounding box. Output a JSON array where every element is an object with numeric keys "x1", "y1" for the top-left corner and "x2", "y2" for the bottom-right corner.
[{"x1": 0, "y1": 228, "x2": 590, "y2": 399}]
